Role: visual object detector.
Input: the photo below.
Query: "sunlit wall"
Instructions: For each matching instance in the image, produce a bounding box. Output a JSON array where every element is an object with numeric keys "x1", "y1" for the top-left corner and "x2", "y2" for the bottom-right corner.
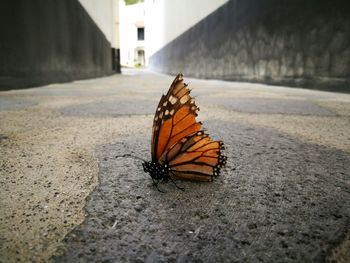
[
  {"x1": 144, "y1": 0, "x2": 228, "y2": 65},
  {"x1": 79, "y1": 0, "x2": 120, "y2": 49}
]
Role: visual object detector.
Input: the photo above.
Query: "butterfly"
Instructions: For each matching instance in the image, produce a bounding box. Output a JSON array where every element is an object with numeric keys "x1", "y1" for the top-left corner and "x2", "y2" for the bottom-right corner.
[{"x1": 142, "y1": 73, "x2": 227, "y2": 189}]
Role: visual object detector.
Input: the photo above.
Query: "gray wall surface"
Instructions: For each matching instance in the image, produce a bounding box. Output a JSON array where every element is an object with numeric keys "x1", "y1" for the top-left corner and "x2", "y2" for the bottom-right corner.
[
  {"x1": 149, "y1": 0, "x2": 350, "y2": 92},
  {"x1": 0, "y1": 0, "x2": 114, "y2": 90}
]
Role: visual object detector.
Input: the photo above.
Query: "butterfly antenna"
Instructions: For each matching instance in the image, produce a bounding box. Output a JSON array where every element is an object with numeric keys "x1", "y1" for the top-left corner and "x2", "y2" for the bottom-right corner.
[{"x1": 115, "y1": 154, "x2": 146, "y2": 162}]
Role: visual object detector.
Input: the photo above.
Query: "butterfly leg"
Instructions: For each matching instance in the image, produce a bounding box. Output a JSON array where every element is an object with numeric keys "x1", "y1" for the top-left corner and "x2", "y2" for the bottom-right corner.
[
  {"x1": 169, "y1": 172, "x2": 185, "y2": 191},
  {"x1": 152, "y1": 178, "x2": 165, "y2": 193}
]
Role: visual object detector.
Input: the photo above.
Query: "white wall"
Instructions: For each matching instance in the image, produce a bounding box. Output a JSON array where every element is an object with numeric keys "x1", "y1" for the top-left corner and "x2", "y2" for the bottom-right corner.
[
  {"x1": 145, "y1": 0, "x2": 228, "y2": 60},
  {"x1": 78, "y1": 0, "x2": 120, "y2": 48}
]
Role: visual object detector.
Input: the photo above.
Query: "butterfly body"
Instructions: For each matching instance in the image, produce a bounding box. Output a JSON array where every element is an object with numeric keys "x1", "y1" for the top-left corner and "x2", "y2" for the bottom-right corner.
[
  {"x1": 145, "y1": 74, "x2": 227, "y2": 186},
  {"x1": 142, "y1": 161, "x2": 170, "y2": 181}
]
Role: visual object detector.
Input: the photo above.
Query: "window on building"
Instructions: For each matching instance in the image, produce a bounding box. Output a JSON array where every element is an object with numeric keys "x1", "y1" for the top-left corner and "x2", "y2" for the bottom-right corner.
[{"x1": 137, "y1": 27, "x2": 144, "y2": 41}]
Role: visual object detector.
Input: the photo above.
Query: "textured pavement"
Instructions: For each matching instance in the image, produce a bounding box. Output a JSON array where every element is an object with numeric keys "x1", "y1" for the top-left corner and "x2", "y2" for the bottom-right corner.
[{"x1": 1, "y1": 69, "x2": 350, "y2": 262}]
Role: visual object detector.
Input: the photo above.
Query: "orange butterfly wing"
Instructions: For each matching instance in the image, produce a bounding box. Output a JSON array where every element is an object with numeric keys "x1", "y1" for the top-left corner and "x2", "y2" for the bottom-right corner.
[
  {"x1": 164, "y1": 131, "x2": 226, "y2": 181},
  {"x1": 151, "y1": 74, "x2": 201, "y2": 161},
  {"x1": 151, "y1": 74, "x2": 226, "y2": 181}
]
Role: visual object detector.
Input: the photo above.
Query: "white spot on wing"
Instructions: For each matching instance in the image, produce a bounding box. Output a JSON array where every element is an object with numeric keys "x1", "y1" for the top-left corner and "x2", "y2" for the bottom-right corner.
[
  {"x1": 169, "y1": 95, "x2": 177, "y2": 105},
  {"x1": 180, "y1": 95, "x2": 189, "y2": 104}
]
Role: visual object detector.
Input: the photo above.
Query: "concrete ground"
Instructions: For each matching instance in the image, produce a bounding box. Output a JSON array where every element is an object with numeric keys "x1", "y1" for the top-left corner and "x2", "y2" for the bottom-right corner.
[{"x1": 0, "y1": 69, "x2": 349, "y2": 263}]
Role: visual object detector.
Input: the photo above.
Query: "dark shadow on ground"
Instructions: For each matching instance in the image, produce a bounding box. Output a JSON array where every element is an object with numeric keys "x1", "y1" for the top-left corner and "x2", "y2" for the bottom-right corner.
[{"x1": 54, "y1": 120, "x2": 350, "y2": 263}]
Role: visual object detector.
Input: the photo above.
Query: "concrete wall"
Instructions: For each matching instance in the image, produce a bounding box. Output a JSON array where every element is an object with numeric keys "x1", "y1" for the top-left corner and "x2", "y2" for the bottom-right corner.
[
  {"x1": 0, "y1": 0, "x2": 115, "y2": 90},
  {"x1": 149, "y1": 0, "x2": 350, "y2": 92}
]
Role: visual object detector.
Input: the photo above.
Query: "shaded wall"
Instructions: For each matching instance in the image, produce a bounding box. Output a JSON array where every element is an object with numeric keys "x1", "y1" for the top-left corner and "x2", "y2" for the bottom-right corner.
[
  {"x1": 149, "y1": 0, "x2": 350, "y2": 92},
  {"x1": 0, "y1": 0, "x2": 115, "y2": 90}
]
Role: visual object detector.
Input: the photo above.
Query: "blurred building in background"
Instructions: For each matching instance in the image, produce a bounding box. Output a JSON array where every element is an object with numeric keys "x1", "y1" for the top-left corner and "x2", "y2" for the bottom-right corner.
[
  {"x1": 120, "y1": 1, "x2": 146, "y2": 67},
  {"x1": 1, "y1": 0, "x2": 348, "y2": 92}
]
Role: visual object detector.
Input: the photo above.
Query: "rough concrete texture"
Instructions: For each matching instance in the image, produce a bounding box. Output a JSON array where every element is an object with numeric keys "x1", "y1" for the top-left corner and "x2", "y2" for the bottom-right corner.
[
  {"x1": 0, "y1": 0, "x2": 113, "y2": 90},
  {"x1": 149, "y1": 0, "x2": 350, "y2": 92},
  {"x1": 1, "y1": 69, "x2": 350, "y2": 262}
]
